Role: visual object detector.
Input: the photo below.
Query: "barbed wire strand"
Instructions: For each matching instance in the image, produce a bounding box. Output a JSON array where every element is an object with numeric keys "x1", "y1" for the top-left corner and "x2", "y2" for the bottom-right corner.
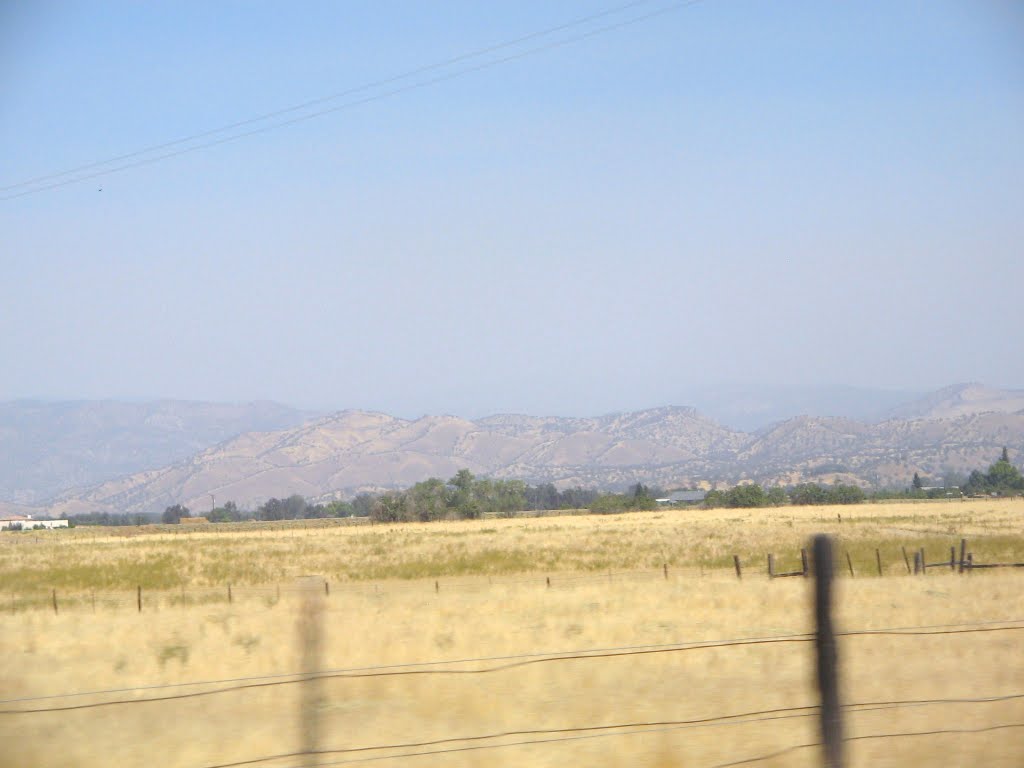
[
  {"x1": 3, "y1": 617, "x2": 1022, "y2": 707},
  {"x1": 708, "y1": 722, "x2": 1024, "y2": 768},
  {"x1": 0, "y1": 636, "x2": 818, "y2": 715},
  {"x1": 277, "y1": 720, "x2": 1024, "y2": 768},
  {"x1": 198, "y1": 693, "x2": 1024, "y2": 768}
]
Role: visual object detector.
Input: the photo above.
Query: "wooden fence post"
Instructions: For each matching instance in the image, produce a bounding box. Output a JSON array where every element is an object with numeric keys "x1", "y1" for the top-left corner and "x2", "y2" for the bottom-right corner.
[
  {"x1": 137, "y1": 585, "x2": 142, "y2": 613},
  {"x1": 733, "y1": 555, "x2": 742, "y2": 580},
  {"x1": 845, "y1": 551, "x2": 855, "y2": 578},
  {"x1": 959, "y1": 539, "x2": 967, "y2": 575},
  {"x1": 324, "y1": 581, "x2": 330, "y2": 596},
  {"x1": 768, "y1": 554, "x2": 775, "y2": 579},
  {"x1": 435, "y1": 580, "x2": 439, "y2": 593},
  {"x1": 228, "y1": 584, "x2": 233, "y2": 604},
  {"x1": 813, "y1": 534, "x2": 844, "y2": 768},
  {"x1": 967, "y1": 553, "x2": 973, "y2": 573},
  {"x1": 876, "y1": 549, "x2": 883, "y2": 577},
  {"x1": 546, "y1": 576, "x2": 551, "y2": 589},
  {"x1": 913, "y1": 550, "x2": 921, "y2": 574},
  {"x1": 663, "y1": 563, "x2": 668, "y2": 580},
  {"x1": 949, "y1": 547, "x2": 956, "y2": 571},
  {"x1": 298, "y1": 579, "x2": 325, "y2": 766},
  {"x1": 902, "y1": 546, "x2": 912, "y2": 574},
  {"x1": 801, "y1": 548, "x2": 809, "y2": 577},
  {"x1": 52, "y1": 588, "x2": 58, "y2": 615},
  {"x1": 919, "y1": 548, "x2": 926, "y2": 575}
]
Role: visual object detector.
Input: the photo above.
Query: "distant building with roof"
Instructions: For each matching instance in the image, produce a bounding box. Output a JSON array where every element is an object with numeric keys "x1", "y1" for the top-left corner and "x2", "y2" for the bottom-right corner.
[{"x1": 656, "y1": 490, "x2": 707, "y2": 505}]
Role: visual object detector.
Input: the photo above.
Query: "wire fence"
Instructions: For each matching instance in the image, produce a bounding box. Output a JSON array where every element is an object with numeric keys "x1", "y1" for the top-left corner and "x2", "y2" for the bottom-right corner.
[
  {"x1": 7, "y1": 533, "x2": 1020, "y2": 615},
  {"x1": 3, "y1": 536, "x2": 1023, "y2": 766}
]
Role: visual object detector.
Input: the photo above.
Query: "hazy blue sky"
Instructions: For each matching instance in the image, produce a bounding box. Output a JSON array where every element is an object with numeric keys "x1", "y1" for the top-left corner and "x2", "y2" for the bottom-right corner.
[{"x1": 3, "y1": 1, "x2": 1022, "y2": 417}]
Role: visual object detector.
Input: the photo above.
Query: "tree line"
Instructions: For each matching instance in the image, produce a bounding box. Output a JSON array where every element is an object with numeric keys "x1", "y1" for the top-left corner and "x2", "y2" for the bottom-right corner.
[{"x1": 66, "y1": 448, "x2": 1021, "y2": 526}]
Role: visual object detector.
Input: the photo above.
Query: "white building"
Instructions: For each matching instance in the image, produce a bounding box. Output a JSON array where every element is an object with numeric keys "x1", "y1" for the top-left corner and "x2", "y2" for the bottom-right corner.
[{"x1": 0, "y1": 514, "x2": 69, "y2": 531}]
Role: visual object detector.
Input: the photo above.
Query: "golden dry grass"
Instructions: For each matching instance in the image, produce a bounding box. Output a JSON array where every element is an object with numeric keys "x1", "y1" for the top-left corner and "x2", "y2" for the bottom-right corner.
[{"x1": 1, "y1": 499, "x2": 1022, "y2": 767}]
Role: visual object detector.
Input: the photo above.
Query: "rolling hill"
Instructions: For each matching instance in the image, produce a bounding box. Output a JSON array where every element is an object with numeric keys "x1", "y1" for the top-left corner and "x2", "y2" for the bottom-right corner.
[{"x1": 39, "y1": 385, "x2": 1024, "y2": 517}]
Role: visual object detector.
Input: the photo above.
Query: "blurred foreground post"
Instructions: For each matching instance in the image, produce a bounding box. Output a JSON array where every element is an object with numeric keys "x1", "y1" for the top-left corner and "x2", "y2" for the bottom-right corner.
[
  {"x1": 298, "y1": 578, "x2": 325, "y2": 765},
  {"x1": 813, "y1": 534, "x2": 844, "y2": 768}
]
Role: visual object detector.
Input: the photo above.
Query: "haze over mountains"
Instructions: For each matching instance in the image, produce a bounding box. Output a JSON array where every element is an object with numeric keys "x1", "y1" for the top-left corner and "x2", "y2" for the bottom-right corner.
[
  {"x1": 0, "y1": 400, "x2": 314, "y2": 505},
  {"x1": 3, "y1": 383, "x2": 1022, "y2": 518}
]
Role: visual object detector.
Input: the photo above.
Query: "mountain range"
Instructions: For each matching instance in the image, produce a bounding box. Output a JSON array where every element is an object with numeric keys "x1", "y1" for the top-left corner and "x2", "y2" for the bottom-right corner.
[
  {"x1": 0, "y1": 400, "x2": 314, "y2": 506},
  {"x1": 3, "y1": 383, "x2": 1019, "y2": 518}
]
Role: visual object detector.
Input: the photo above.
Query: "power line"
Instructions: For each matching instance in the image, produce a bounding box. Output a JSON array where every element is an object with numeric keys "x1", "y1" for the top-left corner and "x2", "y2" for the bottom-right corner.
[
  {"x1": 0, "y1": 0, "x2": 653, "y2": 194},
  {"x1": 1, "y1": 0, "x2": 704, "y2": 201}
]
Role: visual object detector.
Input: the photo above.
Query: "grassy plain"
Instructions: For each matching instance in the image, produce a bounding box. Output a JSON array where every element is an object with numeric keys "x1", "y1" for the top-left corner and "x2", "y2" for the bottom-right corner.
[{"x1": 1, "y1": 499, "x2": 1022, "y2": 768}]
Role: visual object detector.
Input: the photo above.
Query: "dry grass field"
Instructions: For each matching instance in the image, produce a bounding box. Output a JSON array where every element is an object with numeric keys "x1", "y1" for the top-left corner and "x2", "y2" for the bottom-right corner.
[{"x1": 1, "y1": 499, "x2": 1022, "y2": 767}]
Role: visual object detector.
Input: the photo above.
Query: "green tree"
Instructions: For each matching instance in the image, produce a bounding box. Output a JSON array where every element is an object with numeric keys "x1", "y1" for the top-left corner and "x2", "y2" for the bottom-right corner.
[
  {"x1": 963, "y1": 450, "x2": 1024, "y2": 496},
  {"x1": 408, "y1": 478, "x2": 448, "y2": 522},
  {"x1": 702, "y1": 489, "x2": 727, "y2": 508},
  {"x1": 351, "y1": 494, "x2": 376, "y2": 517},
  {"x1": 447, "y1": 469, "x2": 480, "y2": 519},
  {"x1": 162, "y1": 504, "x2": 190, "y2": 524},
  {"x1": 370, "y1": 492, "x2": 408, "y2": 522},
  {"x1": 912, "y1": 472, "x2": 923, "y2": 490},
  {"x1": 209, "y1": 501, "x2": 242, "y2": 522},
  {"x1": 323, "y1": 500, "x2": 354, "y2": 517},
  {"x1": 790, "y1": 483, "x2": 828, "y2": 506},
  {"x1": 828, "y1": 484, "x2": 865, "y2": 504},
  {"x1": 724, "y1": 484, "x2": 767, "y2": 508},
  {"x1": 629, "y1": 483, "x2": 657, "y2": 510}
]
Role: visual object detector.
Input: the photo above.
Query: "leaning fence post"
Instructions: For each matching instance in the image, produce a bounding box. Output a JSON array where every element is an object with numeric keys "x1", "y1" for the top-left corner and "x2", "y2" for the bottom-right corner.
[
  {"x1": 902, "y1": 546, "x2": 912, "y2": 574},
  {"x1": 845, "y1": 551, "x2": 855, "y2": 578},
  {"x1": 813, "y1": 534, "x2": 844, "y2": 768},
  {"x1": 768, "y1": 554, "x2": 775, "y2": 579},
  {"x1": 733, "y1": 555, "x2": 742, "y2": 580},
  {"x1": 876, "y1": 549, "x2": 883, "y2": 577},
  {"x1": 801, "y1": 548, "x2": 809, "y2": 577},
  {"x1": 959, "y1": 539, "x2": 967, "y2": 574}
]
